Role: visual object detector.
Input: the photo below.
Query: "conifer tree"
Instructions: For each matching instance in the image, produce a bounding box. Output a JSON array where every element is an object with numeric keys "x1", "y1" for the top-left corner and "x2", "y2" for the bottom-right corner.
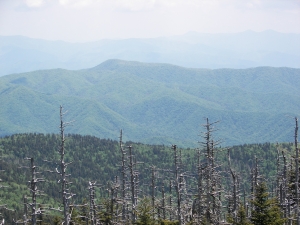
[
  {"x1": 135, "y1": 197, "x2": 155, "y2": 225},
  {"x1": 251, "y1": 182, "x2": 285, "y2": 225},
  {"x1": 235, "y1": 205, "x2": 252, "y2": 225}
]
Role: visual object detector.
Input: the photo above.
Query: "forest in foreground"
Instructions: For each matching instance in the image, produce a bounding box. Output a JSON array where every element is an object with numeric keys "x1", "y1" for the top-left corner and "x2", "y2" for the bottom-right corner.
[{"x1": 0, "y1": 113, "x2": 299, "y2": 224}]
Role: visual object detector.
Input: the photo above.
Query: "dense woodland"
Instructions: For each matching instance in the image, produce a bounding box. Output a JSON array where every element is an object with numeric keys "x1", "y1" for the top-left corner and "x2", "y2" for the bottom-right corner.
[
  {"x1": 1, "y1": 61, "x2": 299, "y2": 147},
  {"x1": 0, "y1": 108, "x2": 299, "y2": 224}
]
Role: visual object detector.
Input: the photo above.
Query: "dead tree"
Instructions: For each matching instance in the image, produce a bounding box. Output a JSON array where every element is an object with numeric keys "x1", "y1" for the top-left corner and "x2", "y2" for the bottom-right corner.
[
  {"x1": 168, "y1": 180, "x2": 174, "y2": 221},
  {"x1": 192, "y1": 147, "x2": 204, "y2": 222},
  {"x1": 161, "y1": 185, "x2": 166, "y2": 220},
  {"x1": 194, "y1": 118, "x2": 223, "y2": 224},
  {"x1": 294, "y1": 117, "x2": 300, "y2": 225},
  {"x1": 227, "y1": 149, "x2": 240, "y2": 223},
  {"x1": 150, "y1": 166, "x2": 157, "y2": 220},
  {"x1": 118, "y1": 130, "x2": 127, "y2": 222},
  {"x1": 0, "y1": 153, "x2": 10, "y2": 222},
  {"x1": 127, "y1": 145, "x2": 139, "y2": 223},
  {"x1": 170, "y1": 144, "x2": 195, "y2": 225},
  {"x1": 107, "y1": 176, "x2": 120, "y2": 224},
  {"x1": 25, "y1": 157, "x2": 45, "y2": 225},
  {"x1": 172, "y1": 144, "x2": 183, "y2": 225},
  {"x1": 55, "y1": 105, "x2": 75, "y2": 225},
  {"x1": 88, "y1": 181, "x2": 97, "y2": 225}
]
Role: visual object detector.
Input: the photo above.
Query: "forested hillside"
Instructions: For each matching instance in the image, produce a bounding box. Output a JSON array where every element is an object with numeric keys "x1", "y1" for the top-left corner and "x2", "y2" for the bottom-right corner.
[
  {"x1": 0, "y1": 60, "x2": 299, "y2": 147},
  {"x1": 0, "y1": 131, "x2": 296, "y2": 223}
]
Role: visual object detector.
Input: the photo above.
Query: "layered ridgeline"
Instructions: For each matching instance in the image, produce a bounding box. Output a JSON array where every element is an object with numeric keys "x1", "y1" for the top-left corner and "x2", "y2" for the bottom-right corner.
[
  {"x1": 1, "y1": 30, "x2": 300, "y2": 76},
  {"x1": 0, "y1": 59, "x2": 299, "y2": 147}
]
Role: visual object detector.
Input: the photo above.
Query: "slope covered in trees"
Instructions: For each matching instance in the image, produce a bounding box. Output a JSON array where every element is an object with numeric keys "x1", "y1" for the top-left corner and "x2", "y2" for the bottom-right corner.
[
  {"x1": 0, "y1": 132, "x2": 296, "y2": 223},
  {"x1": 0, "y1": 60, "x2": 299, "y2": 147}
]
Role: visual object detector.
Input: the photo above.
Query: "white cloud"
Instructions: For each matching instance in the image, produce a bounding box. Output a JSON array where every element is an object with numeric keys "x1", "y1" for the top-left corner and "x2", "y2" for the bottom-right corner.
[
  {"x1": 58, "y1": 0, "x2": 95, "y2": 7},
  {"x1": 109, "y1": 0, "x2": 157, "y2": 12},
  {"x1": 25, "y1": 0, "x2": 44, "y2": 7}
]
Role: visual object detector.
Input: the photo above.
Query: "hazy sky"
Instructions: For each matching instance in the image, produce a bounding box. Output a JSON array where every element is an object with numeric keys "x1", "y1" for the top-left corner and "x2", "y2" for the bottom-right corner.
[{"x1": 0, "y1": 0, "x2": 299, "y2": 42}]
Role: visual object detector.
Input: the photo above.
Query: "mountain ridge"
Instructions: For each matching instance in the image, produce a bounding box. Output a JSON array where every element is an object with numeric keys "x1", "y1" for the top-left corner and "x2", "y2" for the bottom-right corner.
[
  {"x1": 0, "y1": 59, "x2": 299, "y2": 147},
  {"x1": 1, "y1": 30, "x2": 299, "y2": 76}
]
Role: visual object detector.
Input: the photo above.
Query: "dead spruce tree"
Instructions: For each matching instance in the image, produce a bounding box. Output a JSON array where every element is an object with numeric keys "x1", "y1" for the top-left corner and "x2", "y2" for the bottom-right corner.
[
  {"x1": 249, "y1": 157, "x2": 262, "y2": 218},
  {"x1": 193, "y1": 118, "x2": 223, "y2": 224},
  {"x1": 106, "y1": 176, "x2": 120, "y2": 224},
  {"x1": 226, "y1": 149, "x2": 240, "y2": 223},
  {"x1": 118, "y1": 130, "x2": 128, "y2": 223},
  {"x1": 275, "y1": 145, "x2": 291, "y2": 223},
  {"x1": 294, "y1": 117, "x2": 300, "y2": 225},
  {"x1": 88, "y1": 181, "x2": 98, "y2": 225},
  {"x1": 127, "y1": 145, "x2": 139, "y2": 223},
  {"x1": 275, "y1": 117, "x2": 300, "y2": 224},
  {"x1": 150, "y1": 165, "x2": 157, "y2": 220},
  {"x1": 25, "y1": 157, "x2": 45, "y2": 225},
  {"x1": 172, "y1": 144, "x2": 184, "y2": 225},
  {"x1": 171, "y1": 145, "x2": 198, "y2": 225},
  {"x1": 60, "y1": 106, "x2": 76, "y2": 225},
  {"x1": 0, "y1": 152, "x2": 11, "y2": 224},
  {"x1": 48, "y1": 105, "x2": 75, "y2": 225}
]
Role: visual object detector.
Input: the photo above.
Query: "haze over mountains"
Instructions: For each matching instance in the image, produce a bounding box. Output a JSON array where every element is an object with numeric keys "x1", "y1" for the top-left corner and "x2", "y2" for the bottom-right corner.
[
  {"x1": 0, "y1": 59, "x2": 299, "y2": 147},
  {"x1": 0, "y1": 30, "x2": 299, "y2": 76}
]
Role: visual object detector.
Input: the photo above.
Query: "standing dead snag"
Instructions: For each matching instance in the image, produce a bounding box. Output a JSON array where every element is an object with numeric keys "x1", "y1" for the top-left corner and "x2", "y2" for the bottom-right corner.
[
  {"x1": 227, "y1": 149, "x2": 240, "y2": 223},
  {"x1": 25, "y1": 157, "x2": 45, "y2": 225},
  {"x1": 0, "y1": 152, "x2": 11, "y2": 222},
  {"x1": 294, "y1": 117, "x2": 299, "y2": 225},
  {"x1": 57, "y1": 105, "x2": 74, "y2": 225},
  {"x1": 171, "y1": 145, "x2": 193, "y2": 225},
  {"x1": 150, "y1": 166, "x2": 157, "y2": 220},
  {"x1": 88, "y1": 181, "x2": 97, "y2": 225},
  {"x1": 171, "y1": 144, "x2": 184, "y2": 225},
  {"x1": 119, "y1": 129, "x2": 127, "y2": 222},
  {"x1": 106, "y1": 176, "x2": 120, "y2": 224},
  {"x1": 194, "y1": 118, "x2": 223, "y2": 224},
  {"x1": 128, "y1": 145, "x2": 139, "y2": 223},
  {"x1": 249, "y1": 156, "x2": 260, "y2": 217}
]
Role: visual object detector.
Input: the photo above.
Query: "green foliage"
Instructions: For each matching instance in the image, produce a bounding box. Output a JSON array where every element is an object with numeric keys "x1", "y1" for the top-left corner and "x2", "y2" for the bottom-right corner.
[
  {"x1": 235, "y1": 206, "x2": 252, "y2": 225},
  {"x1": 99, "y1": 211, "x2": 112, "y2": 225},
  {"x1": 0, "y1": 62, "x2": 299, "y2": 147},
  {"x1": 70, "y1": 206, "x2": 85, "y2": 225},
  {"x1": 227, "y1": 205, "x2": 253, "y2": 225},
  {"x1": 159, "y1": 220, "x2": 179, "y2": 225},
  {"x1": 0, "y1": 133, "x2": 296, "y2": 223},
  {"x1": 52, "y1": 215, "x2": 62, "y2": 225},
  {"x1": 251, "y1": 182, "x2": 285, "y2": 225},
  {"x1": 226, "y1": 213, "x2": 234, "y2": 224},
  {"x1": 135, "y1": 197, "x2": 155, "y2": 225}
]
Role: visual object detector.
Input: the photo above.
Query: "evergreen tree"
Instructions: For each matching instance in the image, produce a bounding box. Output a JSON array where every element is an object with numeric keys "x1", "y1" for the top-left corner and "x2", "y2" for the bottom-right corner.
[
  {"x1": 235, "y1": 205, "x2": 252, "y2": 225},
  {"x1": 251, "y1": 182, "x2": 285, "y2": 225},
  {"x1": 135, "y1": 197, "x2": 155, "y2": 225}
]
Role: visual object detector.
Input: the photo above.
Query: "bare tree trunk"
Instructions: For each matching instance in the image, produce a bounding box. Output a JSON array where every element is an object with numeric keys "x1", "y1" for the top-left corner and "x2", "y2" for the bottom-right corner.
[
  {"x1": 23, "y1": 157, "x2": 45, "y2": 225},
  {"x1": 295, "y1": 117, "x2": 299, "y2": 225},
  {"x1": 119, "y1": 130, "x2": 127, "y2": 222},
  {"x1": 29, "y1": 158, "x2": 37, "y2": 225},
  {"x1": 161, "y1": 185, "x2": 166, "y2": 220},
  {"x1": 58, "y1": 105, "x2": 73, "y2": 225},
  {"x1": 228, "y1": 149, "x2": 239, "y2": 222},
  {"x1": 88, "y1": 181, "x2": 97, "y2": 225},
  {"x1": 172, "y1": 145, "x2": 182, "y2": 225},
  {"x1": 150, "y1": 166, "x2": 156, "y2": 220},
  {"x1": 128, "y1": 145, "x2": 137, "y2": 223}
]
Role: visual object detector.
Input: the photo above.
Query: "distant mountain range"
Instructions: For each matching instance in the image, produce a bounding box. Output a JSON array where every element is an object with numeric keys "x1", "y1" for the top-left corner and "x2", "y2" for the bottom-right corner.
[
  {"x1": 0, "y1": 59, "x2": 299, "y2": 147},
  {"x1": 0, "y1": 30, "x2": 299, "y2": 76}
]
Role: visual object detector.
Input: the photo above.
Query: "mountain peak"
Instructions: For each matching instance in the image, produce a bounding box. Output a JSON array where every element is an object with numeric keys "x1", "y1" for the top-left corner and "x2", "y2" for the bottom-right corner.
[{"x1": 90, "y1": 59, "x2": 139, "y2": 71}]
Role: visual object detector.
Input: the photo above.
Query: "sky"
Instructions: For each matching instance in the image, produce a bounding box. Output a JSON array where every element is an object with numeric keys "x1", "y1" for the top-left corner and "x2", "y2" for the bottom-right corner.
[{"x1": 0, "y1": 0, "x2": 299, "y2": 42}]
